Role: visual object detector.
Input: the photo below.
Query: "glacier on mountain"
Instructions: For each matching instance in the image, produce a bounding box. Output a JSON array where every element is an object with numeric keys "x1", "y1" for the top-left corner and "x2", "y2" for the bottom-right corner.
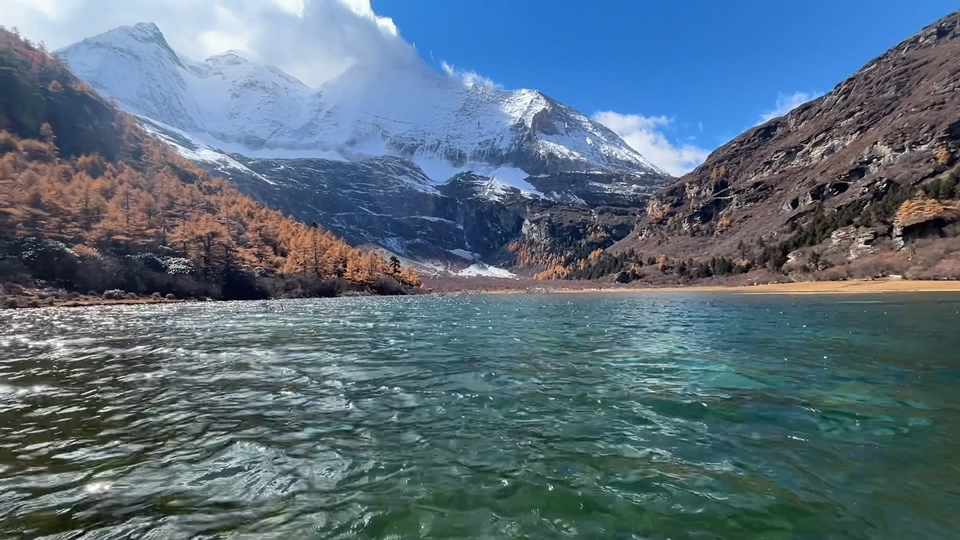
[{"x1": 57, "y1": 22, "x2": 667, "y2": 185}]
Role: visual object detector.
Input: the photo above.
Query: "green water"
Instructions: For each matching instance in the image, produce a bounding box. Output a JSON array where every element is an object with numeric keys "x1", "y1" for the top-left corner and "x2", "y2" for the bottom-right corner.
[{"x1": 1, "y1": 294, "x2": 959, "y2": 539}]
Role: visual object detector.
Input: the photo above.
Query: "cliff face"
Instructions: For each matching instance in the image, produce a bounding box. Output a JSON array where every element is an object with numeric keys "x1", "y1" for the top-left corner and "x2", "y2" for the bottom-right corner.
[{"x1": 614, "y1": 10, "x2": 960, "y2": 279}]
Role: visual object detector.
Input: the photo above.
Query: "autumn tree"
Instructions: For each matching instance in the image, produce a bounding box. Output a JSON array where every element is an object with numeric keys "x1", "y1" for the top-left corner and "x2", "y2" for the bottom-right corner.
[
  {"x1": 937, "y1": 146, "x2": 953, "y2": 167},
  {"x1": 171, "y1": 214, "x2": 233, "y2": 277},
  {"x1": 398, "y1": 267, "x2": 422, "y2": 287}
]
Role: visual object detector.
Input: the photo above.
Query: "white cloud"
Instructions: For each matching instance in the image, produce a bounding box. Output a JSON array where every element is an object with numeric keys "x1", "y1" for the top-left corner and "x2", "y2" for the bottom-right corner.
[
  {"x1": 0, "y1": 0, "x2": 413, "y2": 87},
  {"x1": 440, "y1": 60, "x2": 500, "y2": 90},
  {"x1": 759, "y1": 91, "x2": 821, "y2": 123},
  {"x1": 592, "y1": 112, "x2": 710, "y2": 176},
  {"x1": 2, "y1": 0, "x2": 708, "y2": 177}
]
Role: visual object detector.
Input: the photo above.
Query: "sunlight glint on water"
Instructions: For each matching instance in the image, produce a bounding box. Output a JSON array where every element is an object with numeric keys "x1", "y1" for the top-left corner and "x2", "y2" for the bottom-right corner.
[{"x1": 1, "y1": 294, "x2": 959, "y2": 539}]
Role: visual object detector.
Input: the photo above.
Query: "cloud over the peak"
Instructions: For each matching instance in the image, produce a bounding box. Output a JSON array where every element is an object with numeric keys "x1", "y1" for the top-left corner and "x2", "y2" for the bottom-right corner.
[
  {"x1": 0, "y1": 0, "x2": 413, "y2": 87},
  {"x1": 593, "y1": 112, "x2": 709, "y2": 176},
  {"x1": 758, "y1": 91, "x2": 822, "y2": 123},
  {"x1": 440, "y1": 61, "x2": 501, "y2": 90}
]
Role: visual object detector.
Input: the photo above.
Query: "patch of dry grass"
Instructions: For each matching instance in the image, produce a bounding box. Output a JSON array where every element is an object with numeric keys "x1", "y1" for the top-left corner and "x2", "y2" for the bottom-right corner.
[{"x1": 895, "y1": 198, "x2": 960, "y2": 227}]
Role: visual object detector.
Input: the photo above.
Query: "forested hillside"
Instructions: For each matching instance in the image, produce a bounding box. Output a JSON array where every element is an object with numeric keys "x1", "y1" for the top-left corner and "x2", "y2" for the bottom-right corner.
[{"x1": 0, "y1": 28, "x2": 421, "y2": 303}]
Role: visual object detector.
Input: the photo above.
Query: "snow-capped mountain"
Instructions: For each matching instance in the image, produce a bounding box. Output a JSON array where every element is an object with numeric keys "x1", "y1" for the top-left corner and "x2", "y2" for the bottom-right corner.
[
  {"x1": 58, "y1": 23, "x2": 666, "y2": 181},
  {"x1": 57, "y1": 22, "x2": 672, "y2": 270}
]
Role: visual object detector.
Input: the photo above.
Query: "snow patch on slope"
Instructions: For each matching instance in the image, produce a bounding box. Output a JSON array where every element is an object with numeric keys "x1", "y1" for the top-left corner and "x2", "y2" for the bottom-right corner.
[
  {"x1": 457, "y1": 263, "x2": 517, "y2": 279},
  {"x1": 408, "y1": 157, "x2": 542, "y2": 199},
  {"x1": 140, "y1": 119, "x2": 278, "y2": 186},
  {"x1": 448, "y1": 249, "x2": 478, "y2": 260}
]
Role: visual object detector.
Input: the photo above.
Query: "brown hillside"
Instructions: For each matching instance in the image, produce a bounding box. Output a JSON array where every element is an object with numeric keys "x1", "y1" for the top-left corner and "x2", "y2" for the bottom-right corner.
[
  {"x1": 0, "y1": 27, "x2": 420, "y2": 302},
  {"x1": 588, "y1": 9, "x2": 960, "y2": 283}
]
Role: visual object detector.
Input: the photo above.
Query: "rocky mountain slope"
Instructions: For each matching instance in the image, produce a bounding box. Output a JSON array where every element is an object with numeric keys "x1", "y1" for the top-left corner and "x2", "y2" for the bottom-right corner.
[
  {"x1": 596, "y1": 9, "x2": 960, "y2": 282},
  {"x1": 57, "y1": 23, "x2": 671, "y2": 271}
]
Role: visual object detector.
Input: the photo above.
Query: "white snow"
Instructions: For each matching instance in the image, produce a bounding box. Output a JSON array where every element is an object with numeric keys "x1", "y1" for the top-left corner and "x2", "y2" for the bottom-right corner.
[
  {"x1": 413, "y1": 215, "x2": 457, "y2": 225},
  {"x1": 457, "y1": 263, "x2": 517, "y2": 279},
  {"x1": 408, "y1": 158, "x2": 542, "y2": 199},
  {"x1": 140, "y1": 120, "x2": 278, "y2": 185},
  {"x1": 448, "y1": 249, "x2": 478, "y2": 260},
  {"x1": 486, "y1": 166, "x2": 543, "y2": 198},
  {"x1": 410, "y1": 157, "x2": 464, "y2": 183},
  {"x1": 57, "y1": 23, "x2": 667, "y2": 183},
  {"x1": 381, "y1": 237, "x2": 407, "y2": 255},
  {"x1": 394, "y1": 175, "x2": 439, "y2": 194}
]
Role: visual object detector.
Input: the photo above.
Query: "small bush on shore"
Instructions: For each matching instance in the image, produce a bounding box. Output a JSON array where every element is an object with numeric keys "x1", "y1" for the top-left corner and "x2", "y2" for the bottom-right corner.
[
  {"x1": 103, "y1": 289, "x2": 125, "y2": 300},
  {"x1": 4, "y1": 284, "x2": 26, "y2": 296},
  {"x1": 372, "y1": 276, "x2": 407, "y2": 295}
]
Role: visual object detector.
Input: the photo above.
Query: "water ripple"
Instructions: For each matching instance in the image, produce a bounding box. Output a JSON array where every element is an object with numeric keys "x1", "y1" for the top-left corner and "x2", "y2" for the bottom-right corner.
[{"x1": 1, "y1": 294, "x2": 959, "y2": 538}]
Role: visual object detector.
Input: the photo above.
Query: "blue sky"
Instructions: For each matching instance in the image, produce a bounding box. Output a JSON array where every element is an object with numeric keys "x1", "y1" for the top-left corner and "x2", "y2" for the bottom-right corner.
[{"x1": 374, "y1": 0, "x2": 958, "y2": 173}]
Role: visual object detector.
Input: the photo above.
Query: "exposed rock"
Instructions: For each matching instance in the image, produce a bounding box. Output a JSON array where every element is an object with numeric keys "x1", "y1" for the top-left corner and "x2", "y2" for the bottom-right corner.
[
  {"x1": 830, "y1": 226, "x2": 879, "y2": 260},
  {"x1": 614, "y1": 9, "x2": 960, "y2": 271},
  {"x1": 212, "y1": 152, "x2": 656, "y2": 268}
]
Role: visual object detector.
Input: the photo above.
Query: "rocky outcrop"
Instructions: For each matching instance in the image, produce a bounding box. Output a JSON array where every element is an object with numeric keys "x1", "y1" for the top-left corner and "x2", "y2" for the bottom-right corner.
[
  {"x1": 830, "y1": 226, "x2": 880, "y2": 260},
  {"x1": 202, "y1": 150, "x2": 656, "y2": 269}
]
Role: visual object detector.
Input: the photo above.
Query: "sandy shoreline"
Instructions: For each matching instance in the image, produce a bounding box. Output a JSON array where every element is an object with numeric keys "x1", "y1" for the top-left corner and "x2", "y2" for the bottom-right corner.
[
  {"x1": 456, "y1": 279, "x2": 960, "y2": 296},
  {"x1": 6, "y1": 279, "x2": 960, "y2": 310}
]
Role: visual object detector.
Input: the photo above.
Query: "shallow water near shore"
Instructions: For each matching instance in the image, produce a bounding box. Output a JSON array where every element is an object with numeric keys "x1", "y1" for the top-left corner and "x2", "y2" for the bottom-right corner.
[{"x1": 1, "y1": 293, "x2": 959, "y2": 539}]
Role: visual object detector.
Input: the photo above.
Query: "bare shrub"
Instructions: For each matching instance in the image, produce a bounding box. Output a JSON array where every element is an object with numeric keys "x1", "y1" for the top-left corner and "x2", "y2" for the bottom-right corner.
[
  {"x1": 102, "y1": 289, "x2": 125, "y2": 300},
  {"x1": 818, "y1": 266, "x2": 852, "y2": 281},
  {"x1": 930, "y1": 258, "x2": 960, "y2": 279},
  {"x1": 372, "y1": 276, "x2": 406, "y2": 296}
]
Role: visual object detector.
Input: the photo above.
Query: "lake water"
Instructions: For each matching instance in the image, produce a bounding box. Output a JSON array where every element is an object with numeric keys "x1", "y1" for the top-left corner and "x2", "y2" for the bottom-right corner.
[{"x1": 1, "y1": 293, "x2": 959, "y2": 539}]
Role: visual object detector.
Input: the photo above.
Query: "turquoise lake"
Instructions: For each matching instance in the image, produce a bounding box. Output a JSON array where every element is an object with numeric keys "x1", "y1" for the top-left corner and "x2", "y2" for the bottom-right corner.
[{"x1": 1, "y1": 293, "x2": 958, "y2": 538}]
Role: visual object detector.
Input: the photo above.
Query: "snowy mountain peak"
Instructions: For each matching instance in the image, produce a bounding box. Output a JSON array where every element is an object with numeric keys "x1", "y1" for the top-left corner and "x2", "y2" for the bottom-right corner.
[
  {"x1": 206, "y1": 50, "x2": 253, "y2": 65},
  {"x1": 129, "y1": 22, "x2": 165, "y2": 39},
  {"x1": 58, "y1": 23, "x2": 671, "y2": 184},
  {"x1": 102, "y1": 22, "x2": 178, "y2": 59}
]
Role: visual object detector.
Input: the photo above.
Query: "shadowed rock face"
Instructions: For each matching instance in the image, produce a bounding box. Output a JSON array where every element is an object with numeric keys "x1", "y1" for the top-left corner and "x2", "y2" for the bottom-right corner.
[
  {"x1": 615, "y1": 9, "x2": 960, "y2": 270},
  {"x1": 207, "y1": 152, "x2": 658, "y2": 267}
]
